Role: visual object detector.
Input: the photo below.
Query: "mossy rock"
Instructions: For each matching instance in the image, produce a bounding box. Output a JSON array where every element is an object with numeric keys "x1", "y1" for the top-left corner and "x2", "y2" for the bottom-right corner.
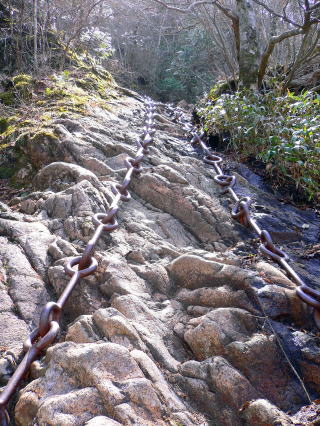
[
  {"x1": 12, "y1": 74, "x2": 33, "y2": 85},
  {"x1": 0, "y1": 91, "x2": 14, "y2": 105},
  {"x1": 39, "y1": 113, "x2": 52, "y2": 122},
  {"x1": 44, "y1": 87, "x2": 67, "y2": 98},
  {"x1": 15, "y1": 129, "x2": 62, "y2": 170},
  {"x1": 14, "y1": 81, "x2": 33, "y2": 100},
  {"x1": 21, "y1": 120, "x2": 34, "y2": 127},
  {"x1": 15, "y1": 132, "x2": 31, "y2": 150},
  {"x1": 75, "y1": 78, "x2": 96, "y2": 91},
  {"x1": 75, "y1": 69, "x2": 114, "y2": 99},
  {"x1": 29, "y1": 130, "x2": 58, "y2": 145},
  {"x1": 90, "y1": 66, "x2": 114, "y2": 83},
  {"x1": 0, "y1": 125, "x2": 18, "y2": 143}
]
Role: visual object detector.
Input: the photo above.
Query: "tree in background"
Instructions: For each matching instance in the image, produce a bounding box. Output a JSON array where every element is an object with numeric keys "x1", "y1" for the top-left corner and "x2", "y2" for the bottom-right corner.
[
  {"x1": 0, "y1": 0, "x2": 113, "y2": 72},
  {"x1": 152, "y1": 0, "x2": 320, "y2": 89},
  {"x1": 0, "y1": 0, "x2": 319, "y2": 99}
]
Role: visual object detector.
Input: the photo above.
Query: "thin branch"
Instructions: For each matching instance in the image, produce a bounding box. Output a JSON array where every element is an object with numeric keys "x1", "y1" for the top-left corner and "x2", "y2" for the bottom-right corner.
[
  {"x1": 285, "y1": 28, "x2": 320, "y2": 86},
  {"x1": 309, "y1": 17, "x2": 320, "y2": 24},
  {"x1": 282, "y1": 0, "x2": 290, "y2": 17},
  {"x1": 211, "y1": 1, "x2": 237, "y2": 20},
  {"x1": 152, "y1": 0, "x2": 215, "y2": 13},
  {"x1": 258, "y1": 28, "x2": 303, "y2": 86},
  {"x1": 163, "y1": 23, "x2": 197, "y2": 35},
  {"x1": 310, "y1": 1, "x2": 320, "y2": 11},
  {"x1": 252, "y1": 0, "x2": 302, "y2": 28},
  {"x1": 152, "y1": 0, "x2": 237, "y2": 20}
]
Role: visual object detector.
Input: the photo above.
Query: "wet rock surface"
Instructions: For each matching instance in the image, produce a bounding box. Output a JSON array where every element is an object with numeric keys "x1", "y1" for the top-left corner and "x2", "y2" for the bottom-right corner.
[
  {"x1": 230, "y1": 162, "x2": 320, "y2": 288},
  {"x1": 0, "y1": 91, "x2": 319, "y2": 425}
]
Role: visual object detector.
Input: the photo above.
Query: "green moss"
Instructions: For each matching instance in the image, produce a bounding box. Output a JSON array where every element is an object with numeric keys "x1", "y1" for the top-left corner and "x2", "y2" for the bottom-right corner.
[
  {"x1": 14, "y1": 132, "x2": 30, "y2": 149},
  {"x1": 14, "y1": 130, "x2": 58, "y2": 161},
  {"x1": 52, "y1": 88, "x2": 89, "y2": 115},
  {"x1": 74, "y1": 70, "x2": 114, "y2": 100},
  {"x1": 44, "y1": 87, "x2": 67, "y2": 98},
  {"x1": 69, "y1": 94, "x2": 88, "y2": 106},
  {"x1": 0, "y1": 91, "x2": 14, "y2": 106},
  {"x1": 12, "y1": 74, "x2": 33, "y2": 85},
  {"x1": 14, "y1": 81, "x2": 33, "y2": 100},
  {"x1": 75, "y1": 78, "x2": 93, "y2": 91},
  {"x1": 0, "y1": 143, "x2": 10, "y2": 151},
  {"x1": 7, "y1": 116, "x2": 19, "y2": 124},
  {"x1": 29, "y1": 130, "x2": 58, "y2": 144},
  {"x1": 90, "y1": 66, "x2": 113, "y2": 83},
  {"x1": 0, "y1": 118, "x2": 9, "y2": 133},
  {"x1": 100, "y1": 104, "x2": 112, "y2": 112},
  {"x1": 39, "y1": 113, "x2": 52, "y2": 121},
  {"x1": 21, "y1": 120, "x2": 33, "y2": 127},
  {"x1": 56, "y1": 106, "x2": 68, "y2": 114},
  {"x1": 1, "y1": 125, "x2": 17, "y2": 141},
  {"x1": 0, "y1": 166, "x2": 15, "y2": 179},
  {"x1": 208, "y1": 80, "x2": 237, "y2": 102}
]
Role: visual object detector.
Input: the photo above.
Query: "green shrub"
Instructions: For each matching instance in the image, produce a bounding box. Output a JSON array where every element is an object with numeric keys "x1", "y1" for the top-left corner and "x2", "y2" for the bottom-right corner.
[
  {"x1": 0, "y1": 166, "x2": 15, "y2": 179},
  {"x1": 12, "y1": 74, "x2": 33, "y2": 85},
  {"x1": 0, "y1": 118, "x2": 9, "y2": 133},
  {"x1": 0, "y1": 91, "x2": 14, "y2": 105},
  {"x1": 14, "y1": 81, "x2": 33, "y2": 100},
  {"x1": 198, "y1": 88, "x2": 320, "y2": 201}
]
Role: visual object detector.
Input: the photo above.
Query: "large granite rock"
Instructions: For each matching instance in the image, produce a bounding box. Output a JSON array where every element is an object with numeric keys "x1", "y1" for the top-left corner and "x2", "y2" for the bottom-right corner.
[{"x1": 0, "y1": 89, "x2": 318, "y2": 425}]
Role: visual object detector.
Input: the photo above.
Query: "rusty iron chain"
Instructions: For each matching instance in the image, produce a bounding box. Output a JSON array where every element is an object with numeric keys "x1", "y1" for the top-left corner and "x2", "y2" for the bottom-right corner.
[
  {"x1": 0, "y1": 98, "x2": 157, "y2": 424},
  {"x1": 169, "y1": 105, "x2": 320, "y2": 329}
]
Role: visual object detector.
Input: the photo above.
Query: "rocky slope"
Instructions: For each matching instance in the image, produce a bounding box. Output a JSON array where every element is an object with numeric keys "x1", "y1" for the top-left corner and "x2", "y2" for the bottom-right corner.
[{"x1": 0, "y1": 84, "x2": 320, "y2": 425}]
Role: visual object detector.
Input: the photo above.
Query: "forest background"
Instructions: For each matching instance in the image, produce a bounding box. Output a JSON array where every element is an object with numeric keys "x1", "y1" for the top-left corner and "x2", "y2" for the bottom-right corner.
[{"x1": 1, "y1": 0, "x2": 320, "y2": 101}]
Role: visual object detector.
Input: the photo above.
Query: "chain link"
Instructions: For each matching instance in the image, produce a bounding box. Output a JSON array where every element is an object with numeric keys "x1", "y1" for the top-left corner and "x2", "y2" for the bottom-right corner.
[
  {"x1": 0, "y1": 98, "x2": 156, "y2": 424},
  {"x1": 169, "y1": 105, "x2": 320, "y2": 329}
]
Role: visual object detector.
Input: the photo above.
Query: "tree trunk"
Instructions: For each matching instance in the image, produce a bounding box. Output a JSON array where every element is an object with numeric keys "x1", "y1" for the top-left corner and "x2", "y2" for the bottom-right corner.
[
  {"x1": 33, "y1": 0, "x2": 38, "y2": 69},
  {"x1": 236, "y1": 0, "x2": 260, "y2": 89},
  {"x1": 16, "y1": 0, "x2": 25, "y2": 71}
]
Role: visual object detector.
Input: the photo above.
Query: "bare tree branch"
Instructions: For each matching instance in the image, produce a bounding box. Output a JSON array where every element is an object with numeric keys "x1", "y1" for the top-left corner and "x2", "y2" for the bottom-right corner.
[
  {"x1": 310, "y1": 1, "x2": 320, "y2": 11},
  {"x1": 152, "y1": 0, "x2": 215, "y2": 13},
  {"x1": 252, "y1": 0, "x2": 302, "y2": 28},
  {"x1": 152, "y1": 0, "x2": 237, "y2": 19},
  {"x1": 212, "y1": 1, "x2": 237, "y2": 20},
  {"x1": 258, "y1": 27, "x2": 303, "y2": 86}
]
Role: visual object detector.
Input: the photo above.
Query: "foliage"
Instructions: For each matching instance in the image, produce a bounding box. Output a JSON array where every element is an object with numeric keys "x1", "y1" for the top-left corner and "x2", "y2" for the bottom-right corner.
[
  {"x1": 0, "y1": 118, "x2": 9, "y2": 133},
  {"x1": 12, "y1": 75, "x2": 33, "y2": 85},
  {"x1": 0, "y1": 92, "x2": 14, "y2": 106},
  {"x1": 80, "y1": 28, "x2": 114, "y2": 62},
  {"x1": 156, "y1": 77, "x2": 185, "y2": 98},
  {"x1": 198, "y1": 88, "x2": 320, "y2": 201},
  {"x1": 0, "y1": 166, "x2": 15, "y2": 179},
  {"x1": 155, "y1": 29, "x2": 215, "y2": 102}
]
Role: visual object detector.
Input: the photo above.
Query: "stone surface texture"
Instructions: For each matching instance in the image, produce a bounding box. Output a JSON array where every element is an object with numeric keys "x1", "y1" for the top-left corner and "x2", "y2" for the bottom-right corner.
[{"x1": 0, "y1": 90, "x2": 319, "y2": 426}]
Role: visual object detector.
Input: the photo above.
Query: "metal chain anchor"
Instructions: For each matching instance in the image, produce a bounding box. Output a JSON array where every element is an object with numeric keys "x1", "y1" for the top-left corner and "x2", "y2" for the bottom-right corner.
[
  {"x1": 170, "y1": 106, "x2": 320, "y2": 328},
  {"x1": 0, "y1": 98, "x2": 157, "y2": 424}
]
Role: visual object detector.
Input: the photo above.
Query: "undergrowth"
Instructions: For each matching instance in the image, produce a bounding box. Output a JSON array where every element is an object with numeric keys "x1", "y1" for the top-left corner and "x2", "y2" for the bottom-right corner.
[
  {"x1": 198, "y1": 87, "x2": 320, "y2": 203},
  {"x1": 0, "y1": 65, "x2": 116, "y2": 180}
]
